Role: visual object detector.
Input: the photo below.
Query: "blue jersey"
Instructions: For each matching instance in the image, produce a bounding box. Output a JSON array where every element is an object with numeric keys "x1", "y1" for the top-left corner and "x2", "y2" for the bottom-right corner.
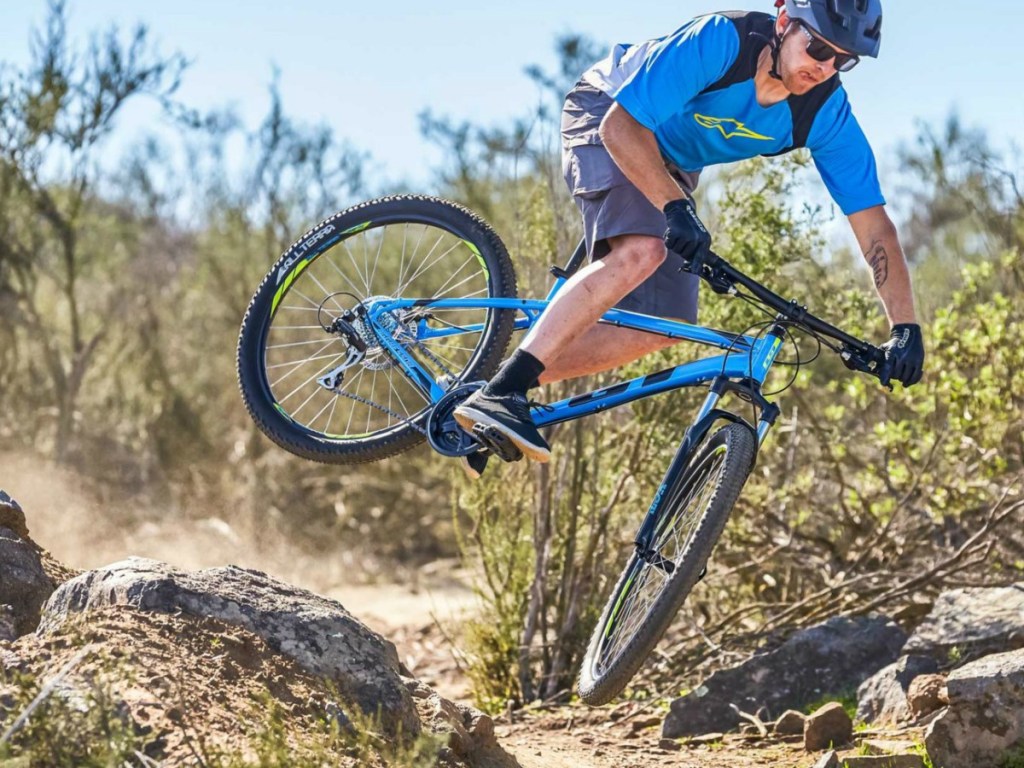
[{"x1": 583, "y1": 12, "x2": 884, "y2": 215}]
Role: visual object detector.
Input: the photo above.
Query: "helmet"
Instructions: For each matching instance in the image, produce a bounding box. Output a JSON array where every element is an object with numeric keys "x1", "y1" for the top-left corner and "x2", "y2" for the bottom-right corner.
[{"x1": 781, "y1": 0, "x2": 882, "y2": 58}]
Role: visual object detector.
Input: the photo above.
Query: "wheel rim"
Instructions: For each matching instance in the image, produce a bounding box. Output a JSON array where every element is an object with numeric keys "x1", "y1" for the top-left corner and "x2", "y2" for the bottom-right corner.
[
  {"x1": 259, "y1": 218, "x2": 496, "y2": 441},
  {"x1": 592, "y1": 443, "x2": 729, "y2": 678}
]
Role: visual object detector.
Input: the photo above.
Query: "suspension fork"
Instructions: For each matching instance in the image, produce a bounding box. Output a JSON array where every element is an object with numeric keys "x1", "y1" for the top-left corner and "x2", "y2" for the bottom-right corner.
[{"x1": 633, "y1": 376, "x2": 780, "y2": 558}]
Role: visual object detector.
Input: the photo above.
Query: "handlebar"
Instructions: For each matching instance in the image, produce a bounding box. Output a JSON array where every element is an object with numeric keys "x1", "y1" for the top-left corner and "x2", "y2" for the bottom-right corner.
[{"x1": 694, "y1": 249, "x2": 888, "y2": 382}]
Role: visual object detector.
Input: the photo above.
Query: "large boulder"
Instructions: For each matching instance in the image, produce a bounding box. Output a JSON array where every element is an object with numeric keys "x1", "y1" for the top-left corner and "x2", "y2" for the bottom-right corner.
[
  {"x1": 38, "y1": 557, "x2": 419, "y2": 735},
  {"x1": 855, "y1": 654, "x2": 939, "y2": 724},
  {"x1": 0, "y1": 490, "x2": 29, "y2": 538},
  {"x1": 925, "y1": 648, "x2": 1024, "y2": 768},
  {"x1": 904, "y1": 584, "x2": 1024, "y2": 664},
  {"x1": 663, "y1": 615, "x2": 906, "y2": 738},
  {"x1": 0, "y1": 492, "x2": 57, "y2": 636}
]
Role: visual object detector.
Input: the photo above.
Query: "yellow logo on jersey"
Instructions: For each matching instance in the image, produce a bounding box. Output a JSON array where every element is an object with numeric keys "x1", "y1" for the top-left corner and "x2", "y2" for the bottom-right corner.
[{"x1": 694, "y1": 114, "x2": 774, "y2": 141}]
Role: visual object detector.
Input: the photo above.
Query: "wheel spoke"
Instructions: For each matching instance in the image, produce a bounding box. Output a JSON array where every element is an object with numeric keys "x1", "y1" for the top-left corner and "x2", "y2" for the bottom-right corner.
[
  {"x1": 597, "y1": 448, "x2": 729, "y2": 675},
  {"x1": 250, "y1": 208, "x2": 506, "y2": 446}
]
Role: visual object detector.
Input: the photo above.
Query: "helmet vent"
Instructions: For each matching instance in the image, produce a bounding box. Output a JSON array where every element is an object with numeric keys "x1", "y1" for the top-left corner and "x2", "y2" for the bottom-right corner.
[{"x1": 866, "y1": 12, "x2": 882, "y2": 39}]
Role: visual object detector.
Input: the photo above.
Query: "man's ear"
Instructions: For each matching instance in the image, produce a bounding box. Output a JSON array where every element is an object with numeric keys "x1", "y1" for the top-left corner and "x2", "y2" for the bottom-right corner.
[{"x1": 776, "y1": 9, "x2": 789, "y2": 35}]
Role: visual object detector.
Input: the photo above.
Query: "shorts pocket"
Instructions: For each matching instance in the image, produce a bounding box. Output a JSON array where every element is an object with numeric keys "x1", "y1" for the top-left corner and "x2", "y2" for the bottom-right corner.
[{"x1": 564, "y1": 144, "x2": 627, "y2": 200}]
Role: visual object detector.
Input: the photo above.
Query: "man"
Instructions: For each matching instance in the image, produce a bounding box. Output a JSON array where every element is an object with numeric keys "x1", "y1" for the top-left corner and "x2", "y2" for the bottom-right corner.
[{"x1": 454, "y1": 0, "x2": 925, "y2": 475}]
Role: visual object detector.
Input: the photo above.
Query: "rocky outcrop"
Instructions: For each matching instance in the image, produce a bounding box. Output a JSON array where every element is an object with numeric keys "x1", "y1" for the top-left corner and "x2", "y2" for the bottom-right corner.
[
  {"x1": 662, "y1": 616, "x2": 906, "y2": 738},
  {"x1": 855, "y1": 654, "x2": 939, "y2": 724},
  {"x1": 924, "y1": 648, "x2": 1024, "y2": 768},
  {"x1": 904, "y1": 583, "x2": 1024, "y2": 664},
  {"x1": 0, "y1": 492, "x2": 56, "y2": 637},
  {"x1": 39, "y1": 557, "x2": 420, "y2": 735}
]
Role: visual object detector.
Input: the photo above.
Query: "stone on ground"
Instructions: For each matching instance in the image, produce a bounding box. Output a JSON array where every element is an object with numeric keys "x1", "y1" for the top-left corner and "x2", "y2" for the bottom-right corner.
[
  {"x1": 803, "y1": 701, "x2": 852, "y2": 751},
  {"x1": 855, "y1": 654, "x2": 939, "y2": 724},
  {"x1": 773, "y1": 709, "x2": 806, "y2": 735},
  {"x1": 905, "y1": 674, "x2": 947, "y2": 719}
]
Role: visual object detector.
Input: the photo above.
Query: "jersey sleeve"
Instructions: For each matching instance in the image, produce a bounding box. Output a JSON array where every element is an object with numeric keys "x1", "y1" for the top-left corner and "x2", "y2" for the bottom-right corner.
[
  {"x1": 613, "y1": 15, "x2": 740, "y2": 130},
  {"x1": 807, "y1": 88, "x2": 886, "y2": 215}
]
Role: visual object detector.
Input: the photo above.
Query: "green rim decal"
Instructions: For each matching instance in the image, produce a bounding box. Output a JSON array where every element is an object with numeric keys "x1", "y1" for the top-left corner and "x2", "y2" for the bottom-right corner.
[
  {"x1": 271, "y1": 259, "x2": 311, "y2": 315},
  {"x1": 604, "y1": 568, "x2": 638, "y2": 639},
  {"x1": 463, "y1": 240, "x2": 490, "y2": 279},
  {"x1": 341, "y1": 221, "x2": 372, "y2": 235},
  {"x1": 270, "y1": 221, "x2": 372, "y2": 316}
]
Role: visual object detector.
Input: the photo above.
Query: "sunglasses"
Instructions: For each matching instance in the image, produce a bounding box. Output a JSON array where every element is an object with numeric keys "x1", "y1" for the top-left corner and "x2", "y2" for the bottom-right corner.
[{"x1": 794, "y1": 21, "x2": 860, "y2": 72}]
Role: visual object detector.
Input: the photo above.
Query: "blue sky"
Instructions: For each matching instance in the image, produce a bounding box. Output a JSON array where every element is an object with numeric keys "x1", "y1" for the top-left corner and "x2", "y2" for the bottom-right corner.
[{"x1": 2, "y1": 1, "x2": 1022, "y2": 193}]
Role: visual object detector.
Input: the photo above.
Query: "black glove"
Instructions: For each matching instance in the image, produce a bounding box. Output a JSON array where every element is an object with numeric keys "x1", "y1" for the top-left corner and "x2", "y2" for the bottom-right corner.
[
  {"x1": 663, "y1": 198, "x2": 711, "y2": 269},
  {"x1": 879, "y1": 323, "x2": 925, "y2": 388}
]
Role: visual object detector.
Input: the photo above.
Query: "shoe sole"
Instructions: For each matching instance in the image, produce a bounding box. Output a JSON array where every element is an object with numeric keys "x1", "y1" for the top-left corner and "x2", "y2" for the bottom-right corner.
[
  {"x1": 453, "y1": 407, "x2": 551, "y2": 463},
  {"x1": 459, "y1": 456, "x2": 483, "y2": 480}
]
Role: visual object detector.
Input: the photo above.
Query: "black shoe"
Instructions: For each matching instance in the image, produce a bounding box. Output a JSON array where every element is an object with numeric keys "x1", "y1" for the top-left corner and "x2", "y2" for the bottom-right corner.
[
  {"x1": 454, "y1": 390, "x2": 551, "y2": 463},
  {"x1": 459, "y1": 450, "x2": 490, "y2": 480}
]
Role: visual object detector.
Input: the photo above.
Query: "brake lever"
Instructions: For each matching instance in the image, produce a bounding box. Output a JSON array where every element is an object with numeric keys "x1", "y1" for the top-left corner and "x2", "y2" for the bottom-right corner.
[{"x1": 841, "y1": 345, "x2": 893, "y2": 391}]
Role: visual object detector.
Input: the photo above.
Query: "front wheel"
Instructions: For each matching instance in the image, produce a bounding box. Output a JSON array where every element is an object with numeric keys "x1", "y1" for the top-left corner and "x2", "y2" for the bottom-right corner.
[
  {"x1": 577, "y1": 422, "x2": 756, "y2": 705},
  {"x1": 237, "y1": 195, "x2": 518, "y2": 464}
]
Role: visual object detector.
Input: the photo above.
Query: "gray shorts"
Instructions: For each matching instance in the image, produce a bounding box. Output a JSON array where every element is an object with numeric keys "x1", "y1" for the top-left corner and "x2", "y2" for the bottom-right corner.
[{"x1": 561, "y1": 80, "x2": 701, "y2": 322}]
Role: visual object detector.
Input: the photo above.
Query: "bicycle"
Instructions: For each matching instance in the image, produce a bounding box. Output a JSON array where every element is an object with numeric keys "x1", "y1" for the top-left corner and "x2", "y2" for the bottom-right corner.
[{"x1": 236, "y1": 194, "x2": 888, "y2": 705}]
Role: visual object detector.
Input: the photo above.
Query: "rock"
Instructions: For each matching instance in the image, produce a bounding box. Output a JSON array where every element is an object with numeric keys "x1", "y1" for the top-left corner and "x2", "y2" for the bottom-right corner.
[
  {"x1": 658, "y1": 738, "x2": 682, "y2": 751},
  {"x1": 855, "y1": 654, "x2": 939, "y2": 724},
  {"x1": 686, "y1": 732, "x2": 725, "y2": 745},
  {"x1": 925, "y1": 647, "x2": 1024, "y2": 768},
  {"x1": 839, "y1": 757, "x2": 925, "y2": 768},
  {"x1": 859, "y1": 739, "x2": 919, "y2": 755},
  {"x1": 38, "y1": 557, "x2": 418, "y2": 735},
  {"x1": 663, "y1": 616, "x2": 905, "y2": 738},
  {"x1": 905, "y1": 674, "x2": 947, "y2": 719},
  {"x1": 0, "y1": 491, "x2": 28, "y2": 538},
  {"x1": 811, "y1": 750, "x2": 839, "y2": 768},
  {"x1": 773, "y1": 709, "x2": 806, "y2": 735},
  {"x1": 0, "y1": 605, "x2": 17, "y2": 642},
  {"x1": 904, "y1": 583, "x2": 1024, "y2": 664},
  {"x1": 402, "y1": 677, "x2": 516, "y2": 766},
  {"x1": 0, "y1": 526, "x2": 56, "y2": 636},
  {"x1": 803, "y1": 701, "x2": 852, "y2": 751}
]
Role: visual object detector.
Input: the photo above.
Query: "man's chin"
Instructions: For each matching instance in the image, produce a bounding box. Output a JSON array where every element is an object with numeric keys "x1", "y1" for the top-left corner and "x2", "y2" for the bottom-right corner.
[{"x1": 782, "y1": 73, "x2": 819, "y2": 95}]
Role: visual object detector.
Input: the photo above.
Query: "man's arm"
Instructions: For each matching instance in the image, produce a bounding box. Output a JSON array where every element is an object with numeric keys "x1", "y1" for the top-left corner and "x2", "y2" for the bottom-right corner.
[
  {"x1": 847, "y1": 205, "x2": 917, "y2": 326},
  {"x1": 599, "y1": 103, "x2": 685, "y2": 209}
]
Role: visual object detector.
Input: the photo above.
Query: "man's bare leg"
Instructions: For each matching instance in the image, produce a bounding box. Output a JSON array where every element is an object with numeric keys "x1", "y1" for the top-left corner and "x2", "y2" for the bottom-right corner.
[
  {"x1": 538, "y1": 324, "x2": 681, "y2": 384},
  {"x1": 520, "y1": 234, "x2": 668, "y2": 365},
  {"x1": 454, "y1": 234, "x2": 673, "y2": 465}
]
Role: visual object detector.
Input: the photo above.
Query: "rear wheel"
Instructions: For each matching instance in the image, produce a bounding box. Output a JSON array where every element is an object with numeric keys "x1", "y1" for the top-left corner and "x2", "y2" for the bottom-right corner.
[
  {"x1": 237, "y1": 195, "x2": 517, "y2": 464},
  {"x1": 577, "y1": 423, "x2": 756, "y2": 705}
]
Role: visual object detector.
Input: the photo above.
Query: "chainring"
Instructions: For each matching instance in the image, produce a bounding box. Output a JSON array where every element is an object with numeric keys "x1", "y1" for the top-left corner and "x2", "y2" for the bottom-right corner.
[{"x1": 426, "y1": 381, "x2": 487, "y2": 457}]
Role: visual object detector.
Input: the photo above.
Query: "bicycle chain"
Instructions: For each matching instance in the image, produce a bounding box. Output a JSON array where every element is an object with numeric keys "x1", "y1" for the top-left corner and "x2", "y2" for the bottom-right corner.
[
  {"x1": 329, "y1": 334, "x2": 458, "y2": 439},
  {"x1": 333, "y1": 388, "x2": 429, "y2": 436}
]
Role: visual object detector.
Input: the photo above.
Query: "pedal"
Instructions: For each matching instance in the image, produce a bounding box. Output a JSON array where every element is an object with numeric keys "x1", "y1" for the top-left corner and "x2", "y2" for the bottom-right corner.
[{"x1": 471, "y1": 424, "x2": 524, "y2": 463}]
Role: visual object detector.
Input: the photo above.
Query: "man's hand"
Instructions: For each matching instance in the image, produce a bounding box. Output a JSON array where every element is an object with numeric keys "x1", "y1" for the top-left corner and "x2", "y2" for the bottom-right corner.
[
  {"x1": 663, "y1": 198, "x2": 711, "y2": 268},
  {"x1": 879, "y1": 323, "x2": 925, "y2": 388}
]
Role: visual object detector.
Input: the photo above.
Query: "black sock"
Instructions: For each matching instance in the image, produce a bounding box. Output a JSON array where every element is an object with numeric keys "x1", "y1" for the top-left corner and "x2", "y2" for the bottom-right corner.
[{"x1": 484, "y1": 349, "x2": 545, "y2": 397}]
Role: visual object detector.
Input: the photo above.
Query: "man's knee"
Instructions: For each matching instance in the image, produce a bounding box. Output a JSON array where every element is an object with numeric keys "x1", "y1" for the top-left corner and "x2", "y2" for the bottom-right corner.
[{"x1": 607, "y1": 235, "x2": 667, "y2": 280}]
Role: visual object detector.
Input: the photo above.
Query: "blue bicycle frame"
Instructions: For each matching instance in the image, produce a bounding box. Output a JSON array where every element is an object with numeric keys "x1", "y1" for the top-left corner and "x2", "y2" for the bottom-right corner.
[{"x1": 365, "y1": 280, "x2": 786, "y2": 448}]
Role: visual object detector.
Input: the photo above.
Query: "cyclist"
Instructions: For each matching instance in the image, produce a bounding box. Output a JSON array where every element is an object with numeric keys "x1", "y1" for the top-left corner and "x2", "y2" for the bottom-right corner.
[{"x1": 455, "y1": 0, "x2": 924, "y2": 476}]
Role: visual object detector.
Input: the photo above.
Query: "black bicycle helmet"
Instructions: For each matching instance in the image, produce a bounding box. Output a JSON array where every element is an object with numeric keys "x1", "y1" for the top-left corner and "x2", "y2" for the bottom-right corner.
[{"x1": 780, "y1": 0, "x2": 882, "y2": 57}]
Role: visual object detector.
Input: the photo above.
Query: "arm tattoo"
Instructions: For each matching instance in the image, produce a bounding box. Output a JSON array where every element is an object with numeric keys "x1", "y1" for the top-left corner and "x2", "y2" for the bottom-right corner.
[{"x1": 867, "y1": 241, "x2": 889, "y2": 290}]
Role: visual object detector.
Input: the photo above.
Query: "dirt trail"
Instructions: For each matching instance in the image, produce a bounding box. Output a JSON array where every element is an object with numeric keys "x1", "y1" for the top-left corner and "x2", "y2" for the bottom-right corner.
[{"x1": 3, "y1": 455, "x2": 917, "y2": 767}]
